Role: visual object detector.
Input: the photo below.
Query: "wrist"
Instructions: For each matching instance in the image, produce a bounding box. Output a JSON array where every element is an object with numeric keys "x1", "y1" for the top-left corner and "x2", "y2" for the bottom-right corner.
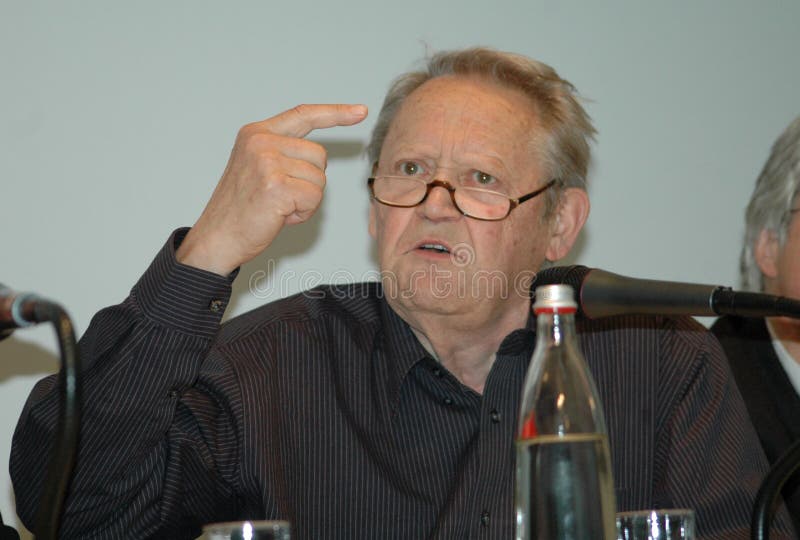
[{"x1": 175, "y1": 228, "x2": 239, "y2": 277}]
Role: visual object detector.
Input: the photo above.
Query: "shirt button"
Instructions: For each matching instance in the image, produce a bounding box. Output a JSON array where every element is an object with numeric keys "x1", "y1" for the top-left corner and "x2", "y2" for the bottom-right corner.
[
  {"x1": 480, "y1": 510, "x2": 490, "y2": 526},
  {"x1": 209, "y1": 299, "x2": 225, "y2": 313},
  {"x1": 432, "y1": 367, "x2": 444, "y2": 378},
  {"x1": 490, "y1": 409, "x2": 501, "y2": 423},
  {"x1": 168, "y1": 389, "x2": 180, "y2": 399},
  {"x1": 443, "y1": 396, "x2": 454, "y2": 406}
]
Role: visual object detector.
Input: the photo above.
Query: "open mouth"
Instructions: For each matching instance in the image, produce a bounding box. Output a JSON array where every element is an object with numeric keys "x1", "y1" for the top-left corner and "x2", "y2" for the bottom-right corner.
[{"x1": 417, "y1": 243, "x2": 451, "y2": 254}]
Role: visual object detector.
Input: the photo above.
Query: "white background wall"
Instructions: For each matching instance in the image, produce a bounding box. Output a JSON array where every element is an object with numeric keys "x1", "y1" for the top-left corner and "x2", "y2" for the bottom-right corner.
[{"x1": 1, "y1": 1, "x2": 799, "y2": 537}]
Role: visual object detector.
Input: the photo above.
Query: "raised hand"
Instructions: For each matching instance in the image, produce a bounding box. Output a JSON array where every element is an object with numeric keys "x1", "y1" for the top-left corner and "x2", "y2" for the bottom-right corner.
[{"x1": 176, "y1": 104, "x2": 368, "y2": 276}]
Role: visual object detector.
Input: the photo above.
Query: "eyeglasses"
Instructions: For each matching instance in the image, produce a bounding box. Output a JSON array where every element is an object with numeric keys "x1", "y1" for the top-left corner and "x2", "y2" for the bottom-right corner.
[{"x1": 367, "y1": 176, "x2": 558, "y2": 221}]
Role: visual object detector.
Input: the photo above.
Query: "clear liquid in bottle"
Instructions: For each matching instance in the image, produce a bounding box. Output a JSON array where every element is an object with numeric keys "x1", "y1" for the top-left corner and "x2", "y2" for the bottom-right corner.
[{"x1": 516, "y1": 433, "x2": 615, "y2": 539}]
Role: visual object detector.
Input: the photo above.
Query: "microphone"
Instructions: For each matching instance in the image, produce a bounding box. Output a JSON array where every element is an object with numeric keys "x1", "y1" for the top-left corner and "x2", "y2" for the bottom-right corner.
[
  {"x1": 0, "y1": 523, "x2": 19, "y2": 540},
  {"x1": 0, "y1": 284, "x2": 82, "y2": 539},
  {"x1": 532, "y1": 265, "x2": 800, "y2": 320},
  {"x1": 0, "y1": 284, "x2": 45, "y2": 341},
  {"x1": 0, "y1": 514, "x2": 19, "y2": 540}
]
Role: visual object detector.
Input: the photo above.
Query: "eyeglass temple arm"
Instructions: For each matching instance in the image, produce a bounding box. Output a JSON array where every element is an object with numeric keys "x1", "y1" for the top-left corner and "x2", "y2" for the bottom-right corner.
[{"x1": 513, "y1": 179, "x2": 558, "y2": 206}]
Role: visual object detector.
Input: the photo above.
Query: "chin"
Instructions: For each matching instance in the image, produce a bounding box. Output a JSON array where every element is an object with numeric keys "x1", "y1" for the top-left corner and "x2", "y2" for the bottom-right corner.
[
  {"x1": 382, "y1": 267, "x2": 462, "y2": 302},
  {"x1": 391, "y1": 290, "x2": 475, "y2": 320}
]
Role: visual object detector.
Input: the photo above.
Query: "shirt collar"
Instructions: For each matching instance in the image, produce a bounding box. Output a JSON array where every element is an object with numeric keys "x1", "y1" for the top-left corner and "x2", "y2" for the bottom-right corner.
[
  {"x1": 497, "y1": 313, "x2": 536, "y2": 355},
  {"x1": 376, "y1": 293, "x2": 537, "y2": 406},
  {"x1": 377, "y1": 296, "x2": 430, "y2": 408}
]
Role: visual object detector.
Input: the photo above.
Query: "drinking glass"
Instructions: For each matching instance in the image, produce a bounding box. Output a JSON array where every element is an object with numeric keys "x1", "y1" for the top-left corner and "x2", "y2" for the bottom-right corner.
[
  {"x1": 202, "y1": 520, "x2": 291, "y2": 540},
  {"x1": 616, "y1": 509, "x2": 695, "y2": 540}
]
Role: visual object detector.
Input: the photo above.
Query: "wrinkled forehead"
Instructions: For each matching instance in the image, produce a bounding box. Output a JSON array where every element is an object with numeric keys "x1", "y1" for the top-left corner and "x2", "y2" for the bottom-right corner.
[
  {"x1": 380, "y1": 75, "x2": 542, "y2": 166},
  {"x1": 395, "y1": 75, "x2": 538, "y2": 127}
]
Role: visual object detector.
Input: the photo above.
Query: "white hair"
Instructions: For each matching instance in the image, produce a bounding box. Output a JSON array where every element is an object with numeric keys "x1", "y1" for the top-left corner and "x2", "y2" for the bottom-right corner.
[{"x1": 740, "y1": 116, "x2": 800, "y2": 291}]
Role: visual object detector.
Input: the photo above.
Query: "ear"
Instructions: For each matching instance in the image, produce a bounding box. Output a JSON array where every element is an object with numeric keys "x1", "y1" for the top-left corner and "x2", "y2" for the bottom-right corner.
[
  {"x1": 545, "y1": 188, "x2": 590, "y2": 262},
  {"x1": 754, "y1": 228, "x2": 780, "y2": 280}
]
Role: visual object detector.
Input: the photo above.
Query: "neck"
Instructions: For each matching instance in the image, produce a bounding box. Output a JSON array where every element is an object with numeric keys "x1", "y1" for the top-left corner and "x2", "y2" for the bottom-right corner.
[{"x1": 398, "y1": 298, "x2": 531, "y2": 394}]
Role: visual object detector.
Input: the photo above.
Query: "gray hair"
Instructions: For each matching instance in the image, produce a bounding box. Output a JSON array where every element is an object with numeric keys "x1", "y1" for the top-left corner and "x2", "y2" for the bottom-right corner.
[
  {"x1": 366, "y1": 47, "x2": 596, "y2": 216},
  {"x1": 740, "y1": 115, "x2": 800, "y2": 291}
]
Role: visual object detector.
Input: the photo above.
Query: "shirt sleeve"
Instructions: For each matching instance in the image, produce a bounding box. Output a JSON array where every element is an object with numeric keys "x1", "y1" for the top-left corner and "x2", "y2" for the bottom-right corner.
[
  {"x1": 10, "y1": 229, "x2": 243, "y2": 539},
  {"x1": 654, "y1": 318, "x2": 797, "y2": 539}
]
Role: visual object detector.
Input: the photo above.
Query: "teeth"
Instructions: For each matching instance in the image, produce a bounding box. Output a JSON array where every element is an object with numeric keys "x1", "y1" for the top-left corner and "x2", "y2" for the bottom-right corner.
[{"x1": 421, "y1": 243, "x2": 449, "y2": 253}]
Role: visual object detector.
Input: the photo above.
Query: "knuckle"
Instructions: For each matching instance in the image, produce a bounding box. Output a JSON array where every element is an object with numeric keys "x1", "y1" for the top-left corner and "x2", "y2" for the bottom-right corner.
[
  {"x1": 305, "y1": 140, "x2": 328, "y2": 168},
  {"x1": 237, "y1": 122, "x2": 258, "y2": 140},
  {"x1": 290, "y1": 104, "x2": 311, "y2": 117},
  {"x1": 241, "y1": 133, "x2": 264, "y2": 154},
  {"x1": 256, "y1": 149, "x2": 281, "y2": 172},
  {"x1": 259, "y1": 172, "x2": 286, "y2": 194}
]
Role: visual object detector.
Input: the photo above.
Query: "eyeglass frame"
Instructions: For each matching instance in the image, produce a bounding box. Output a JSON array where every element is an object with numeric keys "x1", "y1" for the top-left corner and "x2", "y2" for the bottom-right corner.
[{"x1": 366, "y1": 176, "x2": 558, "y2": 221}]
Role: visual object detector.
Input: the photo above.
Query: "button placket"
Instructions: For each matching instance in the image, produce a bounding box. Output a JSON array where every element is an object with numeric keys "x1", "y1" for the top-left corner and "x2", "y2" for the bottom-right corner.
[
  {"x1": 480, "y1": 509, "x2": 490, "y2": 526},
  {"x1": 472, "y1": 353, "x2": 525, "y2": 538}
]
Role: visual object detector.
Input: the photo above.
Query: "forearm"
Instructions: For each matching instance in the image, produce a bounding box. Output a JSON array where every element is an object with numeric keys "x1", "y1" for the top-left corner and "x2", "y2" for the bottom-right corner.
[{"x1": 10, "y1": 230, "x2": 239, "y2": 538}]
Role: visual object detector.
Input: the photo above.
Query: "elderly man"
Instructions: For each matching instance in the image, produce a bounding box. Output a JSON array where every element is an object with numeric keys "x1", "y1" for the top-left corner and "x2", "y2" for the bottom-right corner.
[
  {"x1": 712, "y1": 116, "x2": 800, "y2": 533},
  {"x1": 10, "y1": 48, "x2": 794, "y2": 539}
]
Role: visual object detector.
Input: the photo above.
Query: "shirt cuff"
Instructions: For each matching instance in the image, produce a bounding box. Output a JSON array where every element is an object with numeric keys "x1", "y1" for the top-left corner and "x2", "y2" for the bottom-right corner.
[{"x1": 131, "y1": 228, "x2": 238, "y2": 338}]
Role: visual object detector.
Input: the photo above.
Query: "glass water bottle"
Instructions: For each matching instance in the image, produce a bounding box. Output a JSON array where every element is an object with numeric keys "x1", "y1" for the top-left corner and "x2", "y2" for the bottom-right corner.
[{"x1": 515, "y1": 284, "x2": 616, "y2": 539}]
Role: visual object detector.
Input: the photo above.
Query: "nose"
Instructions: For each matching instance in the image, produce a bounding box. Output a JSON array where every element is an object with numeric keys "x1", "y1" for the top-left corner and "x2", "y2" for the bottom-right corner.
[{"x1": 417, "y1": 179, "x2": 462, "y2": 221}]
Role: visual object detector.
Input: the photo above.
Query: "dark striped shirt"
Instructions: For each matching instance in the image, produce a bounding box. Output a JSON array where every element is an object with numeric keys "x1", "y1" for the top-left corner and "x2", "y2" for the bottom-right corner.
[{"x1": 10, "y1": 231, "x2": 797, "y2": 539}]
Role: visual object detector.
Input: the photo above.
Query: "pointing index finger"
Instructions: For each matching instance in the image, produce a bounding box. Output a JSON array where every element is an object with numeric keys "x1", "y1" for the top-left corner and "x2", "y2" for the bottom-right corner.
[{"x1": 263, "y1": 104, "x2": 369, "y2": 138}]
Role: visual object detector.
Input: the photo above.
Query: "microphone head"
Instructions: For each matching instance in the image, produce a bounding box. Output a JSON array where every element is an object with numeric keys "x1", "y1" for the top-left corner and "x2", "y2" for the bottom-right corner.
[
  {"x1": 532, "y1": 265, "x2": 592, "y2": 316},
  {"x1": 533, "y1": 265, "x2": 592, "y2": 291}
]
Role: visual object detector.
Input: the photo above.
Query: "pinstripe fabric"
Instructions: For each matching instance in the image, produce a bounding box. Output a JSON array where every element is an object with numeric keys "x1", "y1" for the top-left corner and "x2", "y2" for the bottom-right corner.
[
  {"x1": 10, "y1": 231, "x2": 797, "y2": 539},
  {"x1": 711, "y1": 316, "x2": 800, "y2": 533}
]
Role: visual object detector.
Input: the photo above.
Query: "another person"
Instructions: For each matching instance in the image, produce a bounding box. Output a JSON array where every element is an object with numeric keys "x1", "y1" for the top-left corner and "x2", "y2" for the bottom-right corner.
[
  {"x1": 712, "y1": 115, "x2": 800, "y2": 532},
  {"x1": 11, "y1": 48, "x2": 794, "y2": 539}
]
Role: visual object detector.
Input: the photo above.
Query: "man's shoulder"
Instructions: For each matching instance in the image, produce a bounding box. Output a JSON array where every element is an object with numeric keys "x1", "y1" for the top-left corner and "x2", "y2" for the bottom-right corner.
[
  {"x1": 216, "y1": 281, "x2": 385, "y2": 345},
  {"x1": 578, "y1": 313, "x2": 724, "y2": 368},
  {"x1": 579, "y1": 313, "x2": 713, "y2": 345}
]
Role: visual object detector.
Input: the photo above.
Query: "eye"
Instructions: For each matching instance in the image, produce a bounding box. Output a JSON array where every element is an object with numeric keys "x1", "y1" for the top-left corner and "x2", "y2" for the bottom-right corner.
[
  {"x1": 399, "y1": 161, "x2": 425, "y2": 176},
  {"x1": 471, "y1": 170, "x2": 498, "y2": 187}
]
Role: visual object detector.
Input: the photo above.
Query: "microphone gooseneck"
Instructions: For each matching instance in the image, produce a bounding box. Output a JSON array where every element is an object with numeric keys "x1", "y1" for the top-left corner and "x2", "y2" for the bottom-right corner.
[
  {"x1": 751, "y1": 439, "x2": 800, "y2": 540},
  {"x1": 0, "y1": 284, "x2": 82, "y2": 540}
]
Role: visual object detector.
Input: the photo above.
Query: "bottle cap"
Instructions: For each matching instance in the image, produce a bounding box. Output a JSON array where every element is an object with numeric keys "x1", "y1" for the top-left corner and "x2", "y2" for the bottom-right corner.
[{"x1": 533, "y1": 284, "x2": 577, "y2": 313}]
